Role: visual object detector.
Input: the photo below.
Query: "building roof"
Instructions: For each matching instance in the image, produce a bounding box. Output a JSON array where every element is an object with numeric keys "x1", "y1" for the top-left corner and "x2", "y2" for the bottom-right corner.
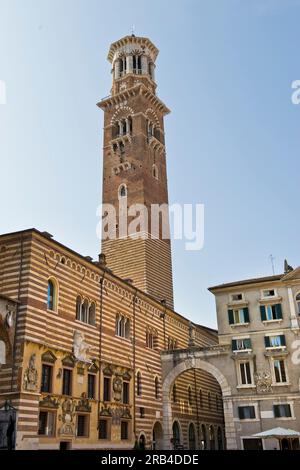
[
  {"x1": 0, "y1": 228, "x2": 215, "y2": 334},
  {"x1": 208, "y1": 274, "x2": 284, "y2": 292}
]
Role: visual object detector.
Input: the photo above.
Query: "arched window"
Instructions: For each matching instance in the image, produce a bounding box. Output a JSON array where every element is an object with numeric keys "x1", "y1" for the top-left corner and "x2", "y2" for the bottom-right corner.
[
  {"x1": 119, "y1": 184, "x2": 127, "y2": 198},
  {"x1": 296, "y1": 293, "x2": 300, "y2": 315},
  {"x1": 0, "y1": 340, "x2": 6, "y2": 364},
  {"x1": 115, "y1": 313, "x2": 129, "y2": 338},
  {"x1": 88, "y1": 302, "x2": 96, "y2": 326},
  {"x1": 136, "y1": 371, "x2": 142, "y2": 396},
  {"x1": 188, "y1": 386, "x2": 192, "y2": 406},
  {"x1": 208, "y1": 392, "x2": 211, "y2": 409},
  {"x1": 128, "y1": 116, "x2": 132, "y2": 134},
  {"x1": 81, "y1": 299, "x2": 89, "y2": 323},
  {"x1": 217, "y1": 427, "x2": 223, "y2": 450},
  {"x1": 122, "y1": 120, "x2": 127, "y2": 135},
  {"x1": 172, "y1": 421, "x2": 181, "y2": 449},
  {"x1": 76, "y1": 295, "x2": 82, "y2": 320},
  {"x1": 152, "y1": 164, "x2": 158, "y2": 179},
  {"x1": 209, "y1": 425, "x2": 215, "y2": 450},
  {"x1": 172, "y1": 383, "x2": 177, "y2": 403},
  {"x1": 201, "y1": 424, "x2": 207, "y2": 450},
  {"x1": 188, "y1": 423, "x2": 196, "y2": 450},
  {"x1": 47, "y1": 278, "x2": 58, "y2": 311},
  {"x1": 155, "y1": 376, "x2": 159, "y2": 399}
]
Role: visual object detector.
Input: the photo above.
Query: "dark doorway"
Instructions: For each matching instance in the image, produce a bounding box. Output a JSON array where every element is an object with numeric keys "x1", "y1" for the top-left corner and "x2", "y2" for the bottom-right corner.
[
  {"x1": 59, "y1": 441, "x2": 71, "y2": 450},
  {"x1": 243, "y1": 438, "x2": 263, "y2": 450},
  {"x1": 0, "y1": 401, "x2": 16, "y2": 450}
]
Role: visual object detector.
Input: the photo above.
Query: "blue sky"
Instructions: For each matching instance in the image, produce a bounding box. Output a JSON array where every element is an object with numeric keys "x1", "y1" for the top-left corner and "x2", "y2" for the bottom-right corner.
[{"x1": 1, "y1": 0, "x2": 300, "y2": 328}]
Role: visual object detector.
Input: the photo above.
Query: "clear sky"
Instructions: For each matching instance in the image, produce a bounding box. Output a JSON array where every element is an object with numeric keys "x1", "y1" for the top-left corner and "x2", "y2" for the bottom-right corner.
[{"x1": 1, "y1": 0, "x2": 299, "y2": 328}]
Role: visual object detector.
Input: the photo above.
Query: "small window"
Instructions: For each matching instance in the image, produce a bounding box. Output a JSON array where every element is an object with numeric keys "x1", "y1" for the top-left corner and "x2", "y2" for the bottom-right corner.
[
  {"x1": 76, "y1": 415, "x2": 89, "y2": 437},
  {"x1": 172, "y1": 383, "x2": 177, "y2": 403},
  {"x1": 155, "y1": 376, "x2": 159, "y2": 400},
  {"x1": 208, "y1": 392, "x2": 211, "y2": 409},
  {"x1": 103, "y1": 376, "x2": 111, "y2": 402},
  {"x1": 62, "y1": 369, "x2": 72, "y2": 396},
  {"x1": 121, "y1": 421, "x2": 129, "y2": 440},
  {"x1": 199, "y1": 389, "x2": 203, "y2": 408},
  {"x1": 260, "y1": 304, "x2": 282, "y2": 322},
  {"x1": 47, "y1": 279, "x2": 57, "y2": 311},
  {"x1": 262, "y1": 289, "x2": 276, "y2": 298},
  {"x1": 152, "y1": 164, "x2": 158, "y2": 179},
  {"x1": 115, "y1": 314, "x2": 130, "y2": 339},
  {"x1": 123, "y1": 381, "x2": 130, "y2": 404},
  {"x1": 38, "y1": 410, "x2": 56, "y2": 436},
  {"x1": 99, "y1": 419, "x2": 110, "y2": 439},
  {"x1": 41, "y1": 364, "x2": 53, "y2": 393},
  {"x1": 239, "y1": 361, "x2": 252, "y2": 385},
  {"x1": 265, "y1": 334, "x2": 286, "y2": 349},
  {"x1": 238, "y1": 406, "x2": 256, "y2": 420},
  {"x1": 228, "y1": 308, "x2": 249, "y2": 325},
  {"x1": 231, "y1": 293, "x2": 243, "y2": 302},
  {"x1": 119, "y1": 184, "x2": 127, "y2": 198},
  {"x1": 139, "y1": 407, "x2": 145, "y2": 418},
  {"x1": 88, "y1": 302, "x2": 96, "y2": 326},
  {"x1": 296, "y1": 294, "x2": 300, "y2": 315},
  {"x1": 273, "y1": 359, "x2": 287, "y2": 383},
  {"x1": 232, "y1": 338, "x2": 252, "y2": 352},
  {"x1": 87, "y1": 374, "x2": 96, "y2": 399},
  {"x1": 136, "y1": 372, "x2": 142, "y2": 396},
  {"x1": 273, "y1": 404, "x2": 292, "y2": 418}
]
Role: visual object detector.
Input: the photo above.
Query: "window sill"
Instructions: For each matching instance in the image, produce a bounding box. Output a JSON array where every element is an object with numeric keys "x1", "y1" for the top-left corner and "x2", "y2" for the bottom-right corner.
[
  {"x1": 47, "y1": 309, "x2": 58, "y2": 315},
  {"x1": 259, "y1": 297, "x2": 282, "y2": 304},
  {"x1": 236, "y1": 384, "x2": 256, "y2": 389},
  {"x1": 274, "y1": 417, "x2": 295, "y2": 420},
  {"x1": 266, "y1": 346, "x2": 286, "y2": 351},
  {"x1": 272, "y1": 382, "x2": 290, "y2": 387},
  {"x1": 75, "y1": 319, "x2": 96, "y2": 329},
  {"x1": 115, "y1": 335, "x2": 131, "y2": 342},
  {"x1": 262, "y1": 319, "x2": 283, "y2": 325},
  {"x1": 230, "y1": 323, "x2": 250, "y2": 328},
  {"x1": 232, "y1": 349, "x2": 252, "y2": 354}
]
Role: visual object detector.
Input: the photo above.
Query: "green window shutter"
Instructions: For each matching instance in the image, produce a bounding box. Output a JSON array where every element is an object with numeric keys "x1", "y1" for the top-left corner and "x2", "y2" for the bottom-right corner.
[
  {"x1": 275, "y1": 304, "x2": 283, "y2": 319},
  {"x1": 238, "y1": 407, "x2": 244, "y2": 419},
  {"x1": 260, "y1": 305, "x2": 267, "y2": 321},
  {"x1": 228, "y1": 310, "x2": 234, "y2": 325},
  {"x1": 245, "y1": 338, "x2": 251, "y2": 349},
  {"x1": 249, "y1": 406, "x2": 255, "y2": 419},
  {"x1": 273, "y1": 405, "x2": 280, "y2": 418},
  {"x1": 264, "y1": 336, "x2": 270, "y2": 348},
  {"x1": 232, "y1": 339, "x2": 237, "y2": 351},
  {"x1": 280, "y1": 335, "x2": 286, "y2": 346},
  {"x1": 243, "y1": 307, "x2": 250, "y2": 323}
]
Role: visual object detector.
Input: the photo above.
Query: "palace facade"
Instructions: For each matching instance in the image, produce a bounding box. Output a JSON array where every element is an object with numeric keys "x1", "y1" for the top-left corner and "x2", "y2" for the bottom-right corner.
[{"x1": 0, "y1": 34, "x2": 225, "y2": 450}]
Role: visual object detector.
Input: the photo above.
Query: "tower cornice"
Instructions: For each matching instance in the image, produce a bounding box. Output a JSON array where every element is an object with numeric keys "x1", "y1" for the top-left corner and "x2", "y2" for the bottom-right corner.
[
  {"x1": 107, "y1": 35, "x2": 159, "y2": 63},
  {"x1": 97, "y1": 83, "x2": 170, "y2": 115}
]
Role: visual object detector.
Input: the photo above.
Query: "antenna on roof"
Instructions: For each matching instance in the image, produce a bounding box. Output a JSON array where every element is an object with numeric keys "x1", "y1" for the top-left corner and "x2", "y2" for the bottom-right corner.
[
  {"x1": 131, "y1": 24, "x2": 136, "y2": 36},
  {"x1": 269, "y1": 254, "x2": 275, "y2": 275}
]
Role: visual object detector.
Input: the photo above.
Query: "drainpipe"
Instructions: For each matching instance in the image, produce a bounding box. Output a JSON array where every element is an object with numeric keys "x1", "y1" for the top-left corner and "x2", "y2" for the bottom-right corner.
[
  {"x1": 132, "y1": 288, "x2": 138, "y2": 440},
  {"x1": 11, "y1": 235, "x2": 24, "y2": 391},
  {"x1": 97, "y1": 257, "x2": 107, "y2": 430}
]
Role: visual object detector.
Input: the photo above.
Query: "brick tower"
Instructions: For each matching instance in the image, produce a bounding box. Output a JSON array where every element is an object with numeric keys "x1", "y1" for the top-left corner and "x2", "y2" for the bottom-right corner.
[{"x1": 98, "y1": 35, "x2": 174, "y2": 309}]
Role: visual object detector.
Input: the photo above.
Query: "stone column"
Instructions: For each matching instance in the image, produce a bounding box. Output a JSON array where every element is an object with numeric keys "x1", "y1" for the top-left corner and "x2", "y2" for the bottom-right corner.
[
  {"x1": 141, "y1": 55, "x2": 148, "y2": 75},
  {"x1": 223, "y1": 398, "x2": 237, "y2": 449},
  {"x1": 287, "y1": 286, "x2": 299, "y2": 329},
  {"x1": 162, "y1": 390, "x2": 173, "y2": 450},
  {"x1": 114, "y1": 59, "x2": 120, "y2": 80},
  {"x1": 126, "y1": 55, "x2": 133, "y2": 74},
  {"x1": 150, "y1": 63, "x2": 155, "y2": 81}
]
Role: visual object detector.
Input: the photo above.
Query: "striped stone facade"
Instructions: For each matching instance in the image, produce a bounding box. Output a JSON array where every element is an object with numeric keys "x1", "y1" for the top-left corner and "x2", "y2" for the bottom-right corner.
[
  {"x1": 0, "y1": 229, "x2": 224, "y2": 449},
  {"x1": 98, "y1": 35, "x2": 174, "y2": 309}
]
